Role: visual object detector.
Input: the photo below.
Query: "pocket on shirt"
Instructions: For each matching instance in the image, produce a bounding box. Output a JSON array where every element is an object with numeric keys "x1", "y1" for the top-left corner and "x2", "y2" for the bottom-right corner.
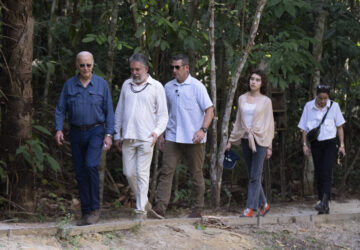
[
  {"x1": 89, "y1": 92, "x2": 104, "y2": 106},
  {"x1": 324, "y1": 119, "x2": 335, "y2": 133},
  {"x1": 180, "y1": 93, "x2": 196, "y2": 110},
  {"x1": 66, "y1": 92, "x2": 80, "y2": 114}
]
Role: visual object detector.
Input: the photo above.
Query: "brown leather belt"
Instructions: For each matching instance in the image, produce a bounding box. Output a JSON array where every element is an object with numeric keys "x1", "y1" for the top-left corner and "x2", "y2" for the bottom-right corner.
[{"x1": 71, "y1": 123, "x2": 104, "y2": 131}]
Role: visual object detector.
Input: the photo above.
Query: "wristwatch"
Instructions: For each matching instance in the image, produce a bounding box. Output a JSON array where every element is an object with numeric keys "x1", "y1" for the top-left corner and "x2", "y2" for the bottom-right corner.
[
  {"x1": 200, "y1": 127, "x2": 207, "y2": 133},
  {"x1": 105, "y1": 134, "x2": 113, "y2": 138}
]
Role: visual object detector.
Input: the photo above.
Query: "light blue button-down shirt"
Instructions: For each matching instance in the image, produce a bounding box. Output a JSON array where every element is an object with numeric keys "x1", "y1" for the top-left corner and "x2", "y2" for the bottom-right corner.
[
  {"x1": 55, "y1": 74, "x2": 115, "y2": 135},
  {"x1": 298, "y1": 99, "x2": 345, "y2": 141},
  {"x1": 164, "y1": 74, "x2": 213, "y2": 144}
]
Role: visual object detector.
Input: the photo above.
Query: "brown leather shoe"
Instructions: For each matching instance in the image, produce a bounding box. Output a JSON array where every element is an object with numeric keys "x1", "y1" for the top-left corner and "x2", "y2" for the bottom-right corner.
[
  {"x1": 86, "y1": 209, "x2": 100, "y2": 225},
  {"x1": 148, "y1": 206, "x2": 165, "y2": 219},
  {"x1": 188, "y1": 210, "x2": 202, "y2": 218},
  {"x1": 77, "y1": 213, "x2": 91, "y2": 226}
]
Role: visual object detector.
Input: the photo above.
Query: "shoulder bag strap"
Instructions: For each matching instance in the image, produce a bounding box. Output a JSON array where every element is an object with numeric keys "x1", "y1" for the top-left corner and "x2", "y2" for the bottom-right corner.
[{"x1": 319, "y1": 101, "x2": 333, "y2": 126}]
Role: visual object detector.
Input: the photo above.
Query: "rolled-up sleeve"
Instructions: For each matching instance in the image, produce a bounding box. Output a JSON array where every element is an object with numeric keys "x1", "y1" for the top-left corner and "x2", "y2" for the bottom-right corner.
[{"x1": 153, "y1": 83, "x2": 169, "y2": 136}]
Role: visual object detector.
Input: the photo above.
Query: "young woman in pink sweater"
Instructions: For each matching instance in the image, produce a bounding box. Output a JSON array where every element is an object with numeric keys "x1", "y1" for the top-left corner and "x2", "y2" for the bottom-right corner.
[{"x1": 226, "y1": 69, "x2": 274, "y2": 217}]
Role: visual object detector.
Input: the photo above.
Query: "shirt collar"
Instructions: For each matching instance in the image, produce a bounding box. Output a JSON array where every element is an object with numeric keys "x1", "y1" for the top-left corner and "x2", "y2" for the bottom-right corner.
[
  {"x1": 75, "y1": 74, "x2": 94, "y2": 87},
  {"x1": 311, "y1": 98, "x2": 331, "y2": 110},
  {"x1": 173, "y1": 74, "x2": 191, "y2": 86}
]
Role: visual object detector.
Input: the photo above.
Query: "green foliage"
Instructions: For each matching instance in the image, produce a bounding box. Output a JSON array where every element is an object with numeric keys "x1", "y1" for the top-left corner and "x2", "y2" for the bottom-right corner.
[
  {"x1": 56, "y1": 213, "x2": 74, "y2": 240},
  {"x1": 195, "y1": 223, "x2": 206, "y2": 230},
  {"x1": 82, "y1": 33, "x2": 133, "y2": 51},
  {"x1": 15, "y1": 124, "x2": 60, "y2": 173}
]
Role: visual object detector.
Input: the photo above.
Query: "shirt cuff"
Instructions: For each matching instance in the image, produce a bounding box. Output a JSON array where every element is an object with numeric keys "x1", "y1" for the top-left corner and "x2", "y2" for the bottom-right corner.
[{"x1": 114, "y1": 133, "x2": 121, "y2": 140}]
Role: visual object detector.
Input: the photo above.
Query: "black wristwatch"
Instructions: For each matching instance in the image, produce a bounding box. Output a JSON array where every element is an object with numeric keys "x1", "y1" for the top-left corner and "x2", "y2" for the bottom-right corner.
[{"x1": 200, "y1": 127, "x2": 207, "y2": 133}]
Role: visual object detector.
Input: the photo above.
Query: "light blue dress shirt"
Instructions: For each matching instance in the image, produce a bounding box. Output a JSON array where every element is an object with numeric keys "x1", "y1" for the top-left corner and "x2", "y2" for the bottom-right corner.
[{"x1": 164, "y1": 74, "x2": 213, "y2": 144}]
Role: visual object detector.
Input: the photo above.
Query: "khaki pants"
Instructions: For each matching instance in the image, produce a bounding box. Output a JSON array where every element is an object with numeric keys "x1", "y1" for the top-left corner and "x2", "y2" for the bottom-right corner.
[
  {"x1": 122, "y1": 139, "x2": 154, "y2": 213},
  {"x1": 155, "y1": 141, "x2": 205, "y2": 212}
]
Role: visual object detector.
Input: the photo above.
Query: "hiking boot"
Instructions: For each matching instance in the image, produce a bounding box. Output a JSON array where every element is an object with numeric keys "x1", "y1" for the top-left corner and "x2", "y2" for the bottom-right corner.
[
  {"x1": 188, "y1": 210, "x2": 202, "y2": 218},
  {"x1": 240, "y1": 208, "x2": 253, "y2": 217},
  {"x1": 259, "y1": 204, "x2": 270, "y2": 217},
  {"x1": 77, "y1": 213, "x2": 90, "y2": 226},
  {"x1": 86, "y1": 209, "x2": 100, "y2": 225},
  {"x1": 148, "y1": 206, "x2": 165, "y2": 219}
]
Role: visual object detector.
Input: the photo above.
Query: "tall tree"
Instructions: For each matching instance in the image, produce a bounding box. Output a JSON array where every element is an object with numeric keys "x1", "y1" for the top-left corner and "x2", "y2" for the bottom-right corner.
[
  {"x1": 304, "y1": 4, "x2": 328, "y2": 196},
  {"x1": 208, "y1": 0, "x2": 218, "y2": 208},
  {"x1": 0, "y1": 0, "x2": 34, "y2": 209},
  {"x1": 211, "y1": 0, "x2": 268, "y2": 208},
  {"x1": 99, "y1": 0, "x2": 121, "y2": 204}
]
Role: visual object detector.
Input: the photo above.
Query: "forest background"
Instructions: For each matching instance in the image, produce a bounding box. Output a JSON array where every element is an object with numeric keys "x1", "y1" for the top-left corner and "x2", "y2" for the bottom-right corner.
[{"x1": 0, "y1": 0, "x2": 359, "y2": 219}]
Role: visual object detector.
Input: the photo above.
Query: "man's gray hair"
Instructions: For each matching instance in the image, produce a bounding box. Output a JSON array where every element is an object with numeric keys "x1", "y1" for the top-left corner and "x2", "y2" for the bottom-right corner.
[
  {"x1": 129, "y1": 53, "x2": 148, "y2": 67},
  {"x1": 76, "y1": 51, "x2": 94, "y2": 64},
  {"x1": 172, "y1": 54, "x2": 189, "y2": 65}
]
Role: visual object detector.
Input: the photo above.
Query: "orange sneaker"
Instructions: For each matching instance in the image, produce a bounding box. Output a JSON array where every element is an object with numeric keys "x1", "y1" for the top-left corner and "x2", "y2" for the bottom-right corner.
[
  {"x1": 259, "y1": 204, "x2": 270, "y2": 217},
  {"x1": 240, "y1": 208, "x2": 253, "y2": 217}
]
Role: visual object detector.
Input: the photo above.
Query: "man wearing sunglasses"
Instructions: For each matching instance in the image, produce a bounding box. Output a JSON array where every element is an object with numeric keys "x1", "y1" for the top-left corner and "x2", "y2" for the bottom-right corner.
[
  {"x1": 151, "y1": 54, "x2": 214, "y2": 219},
  {"x1": 55, "y1": 51, "x2": 114, "y2": 226},
  {"x1": 114, "y1": 53, "x2": 168, "y2": 220}
]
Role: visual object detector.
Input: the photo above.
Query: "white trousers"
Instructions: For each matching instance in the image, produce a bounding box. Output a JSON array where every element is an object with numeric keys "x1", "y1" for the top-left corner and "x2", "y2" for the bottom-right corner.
[{"x1": 122, "y1": 139, "x2": 154, "y2": 213}]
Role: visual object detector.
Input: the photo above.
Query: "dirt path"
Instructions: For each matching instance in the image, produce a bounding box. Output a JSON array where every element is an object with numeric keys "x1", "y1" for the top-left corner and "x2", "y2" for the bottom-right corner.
[{"x1": 0, "y1": 199, "x2": 359, "y2": 249}]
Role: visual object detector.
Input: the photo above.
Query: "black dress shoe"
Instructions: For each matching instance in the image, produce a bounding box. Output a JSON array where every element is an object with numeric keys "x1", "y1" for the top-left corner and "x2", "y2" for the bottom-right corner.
[
  {"x1": 316, "y1": 193, "x2": 329, "y2": 214},
  {"x1": 315, "y1": 202, "x2": 322, "y2": 211}
]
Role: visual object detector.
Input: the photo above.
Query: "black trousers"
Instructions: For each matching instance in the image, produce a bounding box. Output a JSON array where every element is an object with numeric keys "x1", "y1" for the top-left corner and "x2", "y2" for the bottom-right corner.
[{"x1": 310, "y1": 138, "x2": 337, "y2": 200}]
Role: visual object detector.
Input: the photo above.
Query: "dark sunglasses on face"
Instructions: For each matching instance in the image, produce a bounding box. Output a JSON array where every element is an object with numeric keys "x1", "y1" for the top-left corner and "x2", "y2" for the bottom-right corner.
[
  {"x1": 80, "y1": 64, "x2": 92, "y2": 68},
  {"x1": 170, "y1": 65, "x2": 184, "y2": 70}
]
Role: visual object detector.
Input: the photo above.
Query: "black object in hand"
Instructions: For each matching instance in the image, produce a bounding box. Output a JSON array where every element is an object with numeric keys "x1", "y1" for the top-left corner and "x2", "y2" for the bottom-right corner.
[{"x1": 339, "y1": 151, "x2": 344, "y2": 159}]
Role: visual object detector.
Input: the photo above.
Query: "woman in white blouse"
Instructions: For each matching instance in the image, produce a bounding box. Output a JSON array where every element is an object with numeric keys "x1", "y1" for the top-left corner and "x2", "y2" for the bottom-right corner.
[
  {"x1": 298, "y1": 85, "x2": 346, "y2": 214},
  {"x1": 226, "y1": 69, "x2": 274, "y2": 217}
]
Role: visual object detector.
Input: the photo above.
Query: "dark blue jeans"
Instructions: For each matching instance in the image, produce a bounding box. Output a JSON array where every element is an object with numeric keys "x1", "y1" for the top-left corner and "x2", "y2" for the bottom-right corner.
[
  {"x1": 69, "y1": 125, "x2": 104, "y2": 214},
  {"x1": 241, "y1": 139, "x2": 267, "y2": 210},
  {"x1": 310, "y1": 138, "x2": 337, "y2": 200}
]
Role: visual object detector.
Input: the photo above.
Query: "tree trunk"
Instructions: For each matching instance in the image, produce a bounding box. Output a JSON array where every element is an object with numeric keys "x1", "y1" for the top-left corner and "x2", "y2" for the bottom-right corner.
[
  {"x1": 129, "y1": 0, "x2": 143, "y2": 49},
  {"x1": 0, "y1": 0, "x2": 34, "y2": 210},
  {"x1": 43, "y1": 0, "x2": 57, "y2": 104},
  {"x1": 213, "y1": 0, "x2": 268, "y2": 208},
  {"x1": 303, "y1": 8, "x2": 328, "y2": 196},
  {"x1": 208, "y1": 0, "x2": 218, "y2": 208},
  {"x1": 99, "y1": 0, "x2": 120, "y2": 205}
]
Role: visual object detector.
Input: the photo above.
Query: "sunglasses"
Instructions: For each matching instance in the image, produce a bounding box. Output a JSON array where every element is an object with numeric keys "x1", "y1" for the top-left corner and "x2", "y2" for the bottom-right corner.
[
  {"x1": 170, "y1": 65, "x2": 184, "y2": 70},
  {"x1": 79, "y1": 64, "x2": 92, "y2": 68}
]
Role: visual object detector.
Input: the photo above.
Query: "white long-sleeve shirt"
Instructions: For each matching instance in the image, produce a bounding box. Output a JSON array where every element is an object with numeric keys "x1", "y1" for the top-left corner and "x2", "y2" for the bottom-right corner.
[{"x1": 114, "y1": 75, "x2": 168, "y2": 141}]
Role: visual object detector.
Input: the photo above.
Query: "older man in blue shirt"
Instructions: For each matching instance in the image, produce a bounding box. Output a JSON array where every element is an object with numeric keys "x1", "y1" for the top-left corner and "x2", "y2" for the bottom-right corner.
[{"x1": 55, "y1": 51, "x2": 114, "y2": 226}]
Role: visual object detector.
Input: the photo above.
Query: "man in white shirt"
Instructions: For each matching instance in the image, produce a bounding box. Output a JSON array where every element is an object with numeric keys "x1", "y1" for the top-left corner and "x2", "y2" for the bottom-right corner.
[
  {"x1": 151, "y1": 54, "x2": 214, "y2": 219},
  {"x1": 114, "y1": 53, "x2": 168, "y2": 217}
]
